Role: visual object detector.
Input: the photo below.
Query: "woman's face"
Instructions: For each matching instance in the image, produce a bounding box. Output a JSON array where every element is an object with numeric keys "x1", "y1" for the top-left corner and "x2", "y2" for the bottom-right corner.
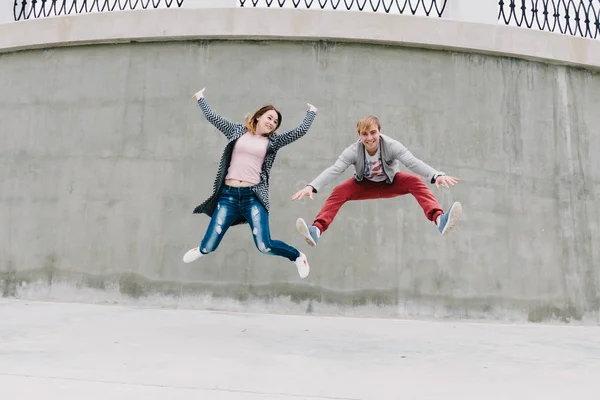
[{"x1": 255, "y1": 110, "x2": 279, "y2": 135}]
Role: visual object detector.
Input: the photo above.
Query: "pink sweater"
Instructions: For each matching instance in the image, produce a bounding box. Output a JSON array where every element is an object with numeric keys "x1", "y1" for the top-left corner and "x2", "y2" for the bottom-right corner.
[{"x1": 225, "y1": 131, "x2": 269, "y2": 184}]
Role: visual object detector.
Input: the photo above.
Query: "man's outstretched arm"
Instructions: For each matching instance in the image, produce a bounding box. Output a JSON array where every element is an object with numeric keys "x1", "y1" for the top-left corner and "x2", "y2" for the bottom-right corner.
[
  {"x1": 391, "y1": 141, "x2": 459, "y2": 188},
  {"x1": 292, "y1": 147, "x2": 355, "y2": 200}
]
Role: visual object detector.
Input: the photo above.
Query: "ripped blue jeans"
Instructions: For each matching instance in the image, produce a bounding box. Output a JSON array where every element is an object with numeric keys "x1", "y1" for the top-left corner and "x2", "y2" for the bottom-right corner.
[{"x1": 199, "y1": 185, "x2": 300, "y2": 262}]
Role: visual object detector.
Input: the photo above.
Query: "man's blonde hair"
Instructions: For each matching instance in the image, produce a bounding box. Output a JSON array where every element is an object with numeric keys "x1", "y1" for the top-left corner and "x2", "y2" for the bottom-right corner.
[{"x1": 356, "y1": 115, "x2": 381, "y2": 134}]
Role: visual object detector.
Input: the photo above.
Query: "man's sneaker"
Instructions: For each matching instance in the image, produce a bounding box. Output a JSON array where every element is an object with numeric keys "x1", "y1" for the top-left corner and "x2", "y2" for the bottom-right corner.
[
  {"x1": 295, "y1": 252, "x2": 310, "y2": 279},
  {"x1": 296, "y1": 218, "x2": 320, "y2": 246},
  {"x1": 438, "y1": 202, "x2": 462, "y2": 236},
  {"x1": 183, "y1": 247, "x2": 204, "y2": 263}
]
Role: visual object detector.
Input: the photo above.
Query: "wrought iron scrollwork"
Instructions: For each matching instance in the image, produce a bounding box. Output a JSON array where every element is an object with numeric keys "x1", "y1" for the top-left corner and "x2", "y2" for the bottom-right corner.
[
  {"x1": 12, "y1": 0, "x2": 600, "y2": 40},
  {"x1": 13, "y1": 0, "x2": 186, "y2": 21},
  {"x1": 499, "y1": 0, "x2": 600, "y2": 39},
  {"x1": 238, "y1": 0, "x2": 448, "y2": 17}
]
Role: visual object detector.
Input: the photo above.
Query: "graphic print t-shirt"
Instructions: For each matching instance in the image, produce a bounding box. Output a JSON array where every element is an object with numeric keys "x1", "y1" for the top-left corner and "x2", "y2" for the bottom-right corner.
[{"x1": 363, "y1": 148, "x2": 387, "y2": 182}]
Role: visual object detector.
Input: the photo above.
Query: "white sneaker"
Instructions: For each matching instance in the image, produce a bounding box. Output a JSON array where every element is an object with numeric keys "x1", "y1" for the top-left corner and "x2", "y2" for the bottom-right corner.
[
  {"x1": 183, "y1": 247, "x2": 204, "y2": 263},
  {"x1": 294, "y1": 252, "x2": 310, "y2": 279}
]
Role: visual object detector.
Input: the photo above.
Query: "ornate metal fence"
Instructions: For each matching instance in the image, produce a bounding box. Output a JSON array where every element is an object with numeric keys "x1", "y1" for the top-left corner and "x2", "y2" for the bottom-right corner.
[
  {"x1": 10, "y1": 0, "x2": 600, "y2": 40},
  {"x1": 499, "y1": 0, "x2": 600, "y2": 39},
  {"x1": 12, "y1": 0, "x2": 448, "y2": 21},
  {"x1": 13, "y1": 0, "x2": 185, "y2": 21},
  {"x1": 237, "y1": 0, "x2": 448, "y2": 17}
]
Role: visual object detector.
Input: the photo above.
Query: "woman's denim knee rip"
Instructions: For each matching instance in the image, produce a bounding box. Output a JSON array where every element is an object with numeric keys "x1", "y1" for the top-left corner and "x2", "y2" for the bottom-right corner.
[
  {"x1": 201, "y1": 201, "x2": 231, "y2": 254},
  {"x1": 250, "y1": 204, "x2": 271, "y2": 254}
]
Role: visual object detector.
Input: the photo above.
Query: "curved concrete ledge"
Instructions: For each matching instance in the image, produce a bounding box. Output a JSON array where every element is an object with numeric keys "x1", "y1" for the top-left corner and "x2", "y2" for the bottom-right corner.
[{"x1": 1, "y1": 7, "x2": 600, "y2": 70}]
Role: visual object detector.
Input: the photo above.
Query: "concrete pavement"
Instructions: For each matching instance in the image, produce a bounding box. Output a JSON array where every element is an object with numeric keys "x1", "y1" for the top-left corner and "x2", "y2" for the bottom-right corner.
[{"x1": 1, "y1": 299, "x2": 598, "y2": 399}]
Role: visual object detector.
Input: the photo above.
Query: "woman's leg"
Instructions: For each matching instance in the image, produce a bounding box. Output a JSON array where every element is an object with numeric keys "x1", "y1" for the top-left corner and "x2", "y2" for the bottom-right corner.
[
  {"x1": 183, "y1": 192, "x2": 240, "y2": 263},
  {"x1": 242, "y1": 197, "x2": 300, "y2": 262},
  {"x1": 198, "y1": 194, "x2": 241, "y2": 254}
]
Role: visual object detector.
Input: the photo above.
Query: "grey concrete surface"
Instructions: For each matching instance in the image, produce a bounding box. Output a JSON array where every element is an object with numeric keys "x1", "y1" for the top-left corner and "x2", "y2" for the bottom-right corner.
[
  {"x1": 1, "y1": 40, "x2": 599, "y2": 323},
  {"x1": 1, "y1": 299, "x2": 599, "y2": 399}
]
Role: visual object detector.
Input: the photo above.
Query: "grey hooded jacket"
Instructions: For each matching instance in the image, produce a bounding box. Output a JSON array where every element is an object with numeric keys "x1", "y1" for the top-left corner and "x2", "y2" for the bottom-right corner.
[{"x1": 308, "y1": 133, "x2": 440, "y2": 192}]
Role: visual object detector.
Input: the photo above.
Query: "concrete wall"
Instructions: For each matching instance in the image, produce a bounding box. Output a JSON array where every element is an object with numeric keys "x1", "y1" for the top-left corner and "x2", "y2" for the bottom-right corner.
[{"x1": 1, "y1": 8, "x2": 599, "y2": 324}]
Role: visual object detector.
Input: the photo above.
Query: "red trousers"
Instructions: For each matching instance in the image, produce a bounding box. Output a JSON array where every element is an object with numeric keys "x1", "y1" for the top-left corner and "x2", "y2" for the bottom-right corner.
[{"x1": 313, "y1": 172, "x2": 444, "y2": 233}]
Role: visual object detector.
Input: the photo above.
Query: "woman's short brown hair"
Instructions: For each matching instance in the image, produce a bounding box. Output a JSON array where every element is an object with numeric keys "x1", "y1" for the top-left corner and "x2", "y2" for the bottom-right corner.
[{"x1": 245, "y1": 105, "x2": 282, "y2": 135}]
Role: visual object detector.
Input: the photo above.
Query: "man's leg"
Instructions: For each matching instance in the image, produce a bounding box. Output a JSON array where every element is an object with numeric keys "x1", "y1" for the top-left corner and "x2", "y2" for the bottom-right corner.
[
  {"x1": 313, "y1": 178, "x2": 380, "y2": 233},
  {"x1": 381, "y1": 172, "x2": 461, "y2": 235},
  {"x1": 296, "y1": 177, "x2": 381, "y2": 246},
  {"x1": 380, "y1": 172, "x2": 444, "y2": 222}
]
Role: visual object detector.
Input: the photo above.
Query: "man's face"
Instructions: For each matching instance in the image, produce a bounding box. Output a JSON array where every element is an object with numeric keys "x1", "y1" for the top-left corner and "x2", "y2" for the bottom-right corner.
[{"x1": 359, "y1": 124, "x2": 380, "y2": 154}]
